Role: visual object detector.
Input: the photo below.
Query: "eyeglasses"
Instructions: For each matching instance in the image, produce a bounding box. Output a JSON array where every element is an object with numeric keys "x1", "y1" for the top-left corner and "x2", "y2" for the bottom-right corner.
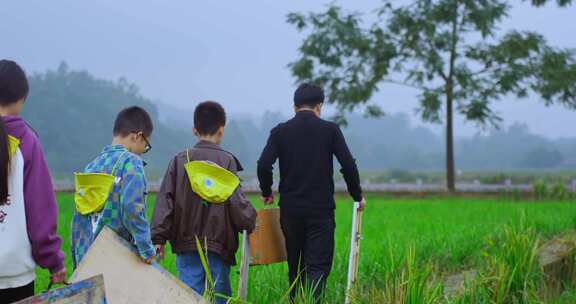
[{"x1": 137, "y1": 132, "x2": 152, "y2": 154}]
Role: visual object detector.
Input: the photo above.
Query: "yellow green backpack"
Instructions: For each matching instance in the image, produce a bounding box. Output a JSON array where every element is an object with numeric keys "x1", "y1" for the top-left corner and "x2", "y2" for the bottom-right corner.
[
  {"x1": 184, "y1": 149, "x2": 240, "y2": 204},
  {"x1": 73, "y1": 151, "x2": 128, "y2": 215}
]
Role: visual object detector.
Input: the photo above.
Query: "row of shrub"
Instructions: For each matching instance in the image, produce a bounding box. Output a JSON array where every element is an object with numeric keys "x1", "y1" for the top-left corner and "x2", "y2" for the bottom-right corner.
[
  {"x1": 363, "y1": 170, "x2": 576, "y2": 185},
  {"x1": 533, "y1": 180, "x2": 575, "y2": 201}
]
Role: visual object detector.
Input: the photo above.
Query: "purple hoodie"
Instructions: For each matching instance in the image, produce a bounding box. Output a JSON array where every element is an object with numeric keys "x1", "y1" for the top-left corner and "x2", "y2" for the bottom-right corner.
[{"x1": 3, "y1": 115, "x2": 64, "y2": 273}]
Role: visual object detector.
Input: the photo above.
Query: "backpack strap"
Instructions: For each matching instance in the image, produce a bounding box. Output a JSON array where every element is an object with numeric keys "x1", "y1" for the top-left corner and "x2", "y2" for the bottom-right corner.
[
  {"x1": 111, "y1": 151, "x2": 129, "y2": 176},
  {"x1": 90, "y1": 150, "x2": 129, "y2": 234},
  {"x1": 186, "y1": 146, "x2": 243, "y2": 171}
]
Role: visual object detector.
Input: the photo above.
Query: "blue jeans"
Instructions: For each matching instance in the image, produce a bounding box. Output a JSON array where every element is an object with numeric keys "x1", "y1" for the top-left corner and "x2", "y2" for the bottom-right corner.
[{"x1": 176, "y1": 251, "x2": 231, "y2": 304}]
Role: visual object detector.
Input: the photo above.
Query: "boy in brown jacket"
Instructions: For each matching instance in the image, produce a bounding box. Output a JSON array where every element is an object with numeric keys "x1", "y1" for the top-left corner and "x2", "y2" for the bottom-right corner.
[{"x1": 151, "y1": 101, "x2": 256, "y2": 303}]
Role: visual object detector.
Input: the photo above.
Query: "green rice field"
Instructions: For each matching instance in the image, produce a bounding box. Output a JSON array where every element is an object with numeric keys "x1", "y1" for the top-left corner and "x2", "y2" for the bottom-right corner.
[{"x1": 35, "y1": 193, "x2": 576, "y2": 303}]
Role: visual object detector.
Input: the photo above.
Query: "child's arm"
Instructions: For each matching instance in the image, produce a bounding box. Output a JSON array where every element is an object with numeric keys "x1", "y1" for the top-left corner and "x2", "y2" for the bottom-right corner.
[
  {"x1": 229, "y1": 188, "x2": 257, "y2": 233},
  {"x1": 120, "y1": 158, "x2": 155, "y2": 261},
  {"x1": 23, "y1": 137, "x2": 65, "y2": 275},
  {"x1": 228, "y1": 156, "x2": 257, "y2": 233},
  {"x1": 151, "y1": 157, "x2": 176, "y2": 246}
]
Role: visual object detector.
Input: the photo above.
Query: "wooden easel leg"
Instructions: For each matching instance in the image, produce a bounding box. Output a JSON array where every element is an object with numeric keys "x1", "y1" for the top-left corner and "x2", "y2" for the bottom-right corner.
[
  {"x1": 238, "y1": 230, "x2": 250, "y2": 301},
  {"x1": 345, "y1": 202, "x2": 363, "y2": 304}
]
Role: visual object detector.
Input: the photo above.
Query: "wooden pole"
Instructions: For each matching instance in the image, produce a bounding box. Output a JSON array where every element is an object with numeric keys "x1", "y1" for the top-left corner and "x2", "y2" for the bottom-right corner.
[
  {"x1": 238, "y1": 230, "x2": 250, "y2": 301},
  {"x1": 345, "y1": 202, "x2": 363, "y2": 304}
]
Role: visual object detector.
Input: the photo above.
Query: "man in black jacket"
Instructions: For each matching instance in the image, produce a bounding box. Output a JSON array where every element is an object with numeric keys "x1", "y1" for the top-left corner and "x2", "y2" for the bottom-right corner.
[{"x1": 257, "y1": 83, "x2": 365, "y2": 302}]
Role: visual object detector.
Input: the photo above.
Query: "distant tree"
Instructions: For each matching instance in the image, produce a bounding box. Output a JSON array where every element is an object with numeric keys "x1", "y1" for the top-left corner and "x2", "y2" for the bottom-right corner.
[
  {"x1": 25, "y1": 62, "x2": 186, "y2": 175},
  {"x1": 456, "y1": 123, "x2": 550, "y2": 170},
  {"x1": 221, "y1": 120, "x2": 252, "y2": 168},
  {"x1": 288, "y1": 0, "x2": 576, "y2": 191},
  {"x1": 521, "y1": 147, "x2": 564, "y2": 168}
]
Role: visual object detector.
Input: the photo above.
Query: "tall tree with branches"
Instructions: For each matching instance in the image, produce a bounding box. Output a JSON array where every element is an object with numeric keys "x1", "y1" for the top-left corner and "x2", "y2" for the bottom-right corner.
[{"x1": 288, "y1": 0, "x2": 576, "y2": 192}]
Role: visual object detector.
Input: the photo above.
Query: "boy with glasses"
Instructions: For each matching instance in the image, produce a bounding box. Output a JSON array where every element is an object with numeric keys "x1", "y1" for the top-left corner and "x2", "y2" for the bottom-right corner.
[{"x1": 71, "y1": 106, "x2": 156, "y2": 267}]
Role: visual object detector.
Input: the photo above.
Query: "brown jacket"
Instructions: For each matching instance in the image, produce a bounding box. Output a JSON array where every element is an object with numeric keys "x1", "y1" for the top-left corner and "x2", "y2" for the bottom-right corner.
[{"x1": 151, "y1": 141, "x2": 257, "y2": 265}]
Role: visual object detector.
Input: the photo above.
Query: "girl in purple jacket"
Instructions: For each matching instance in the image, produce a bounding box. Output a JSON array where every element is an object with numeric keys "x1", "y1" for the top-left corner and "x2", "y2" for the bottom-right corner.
[{"x1": 0, "y1": 60, "x2": 67, "y2": 302}]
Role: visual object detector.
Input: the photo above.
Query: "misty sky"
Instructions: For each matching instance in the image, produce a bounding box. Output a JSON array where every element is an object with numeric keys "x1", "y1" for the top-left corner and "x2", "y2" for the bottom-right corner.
[{"x1": 1, "y1": 1, "x2": 575, "y2": 138}]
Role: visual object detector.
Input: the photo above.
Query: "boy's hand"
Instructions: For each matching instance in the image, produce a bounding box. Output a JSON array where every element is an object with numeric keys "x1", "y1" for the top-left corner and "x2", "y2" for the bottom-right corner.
[
  {"x1": 261, "y1": 193, "x2": 274, "y2": 205},
  {"x1": 155, "y1": 244, "x2": 165, "y2": 261},
  {"x1": 51, "y1": 268, "x2": 68, "y2": 284},
  {"x1": 142, "y1": 255, "x2": 155, "y2": 264}
]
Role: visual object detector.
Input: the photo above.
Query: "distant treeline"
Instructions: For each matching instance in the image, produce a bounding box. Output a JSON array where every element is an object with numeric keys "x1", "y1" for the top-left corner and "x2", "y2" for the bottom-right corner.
[
  {"x1": 24, "y1": 64, "x2": 576, "y2": 177},
  {"x1": 162, "y1": 104, "x2": 575, "y2": 172}
]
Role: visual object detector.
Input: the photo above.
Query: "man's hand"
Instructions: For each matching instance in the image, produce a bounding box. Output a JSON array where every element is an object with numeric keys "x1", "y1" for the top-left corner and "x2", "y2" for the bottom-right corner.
[
  {"x1": 155, "y1": 244, "x2": 165, "y2": 261},
  {"x1": 261, "y1": 193, "x2": 275, "y2": 205},
  {"x1": 51, "y1": 268, "x2": 68, "y2": 284},
  {"x1": 357, "y1": 197, "x2": 367, "y2": 211}
]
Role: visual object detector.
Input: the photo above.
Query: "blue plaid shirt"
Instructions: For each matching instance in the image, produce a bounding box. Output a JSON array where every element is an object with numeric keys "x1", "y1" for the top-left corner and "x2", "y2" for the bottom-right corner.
[{"x1": 71, "y1": 145, "x2": 155, "y2": 267}]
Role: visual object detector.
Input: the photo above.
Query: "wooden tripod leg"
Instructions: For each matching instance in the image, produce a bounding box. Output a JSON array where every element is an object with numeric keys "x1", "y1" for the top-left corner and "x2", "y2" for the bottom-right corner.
[
  {"x1": 345, "y1": 202, "x2": 364, "y2": 304},
  {"x1": 238, "y1": 230, "x2": 250, "y2": 301}
]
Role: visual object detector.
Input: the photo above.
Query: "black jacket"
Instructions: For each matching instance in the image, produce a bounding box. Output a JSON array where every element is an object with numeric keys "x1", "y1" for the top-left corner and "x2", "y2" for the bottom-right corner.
[{"x1": 257, "y1": 111, "x2": 363, "y2": 218}]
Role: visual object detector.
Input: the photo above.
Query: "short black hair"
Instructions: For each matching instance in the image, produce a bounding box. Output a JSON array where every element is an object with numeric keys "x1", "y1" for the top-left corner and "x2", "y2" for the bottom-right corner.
[
  {"x1": 194, "y1": 101, "x2": 226, "y2": 136},
  {"x1": 113, "y1": 106, "x2": 154, "y2": 137},
  {"x1": 0, "y1": 60, "x2": 29, "y2": 105},
  {"x1": 294, "y1": 83, "x2": 324, "y2": 108}
]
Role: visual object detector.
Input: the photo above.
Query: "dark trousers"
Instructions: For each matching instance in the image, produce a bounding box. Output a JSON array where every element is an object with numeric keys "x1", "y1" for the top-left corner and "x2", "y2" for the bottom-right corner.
[
  {"x1": 280, "y1": 215, "x2": 335, "y2": 303},
  {"x1": 0, "y1": 281, "x2": 34, "y2": 304}
]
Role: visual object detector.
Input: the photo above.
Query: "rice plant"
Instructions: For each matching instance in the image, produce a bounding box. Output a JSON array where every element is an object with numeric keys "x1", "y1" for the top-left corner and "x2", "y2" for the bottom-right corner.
[{"x1": 456, "y1": 218, "x2": 542, "y2": 303}]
